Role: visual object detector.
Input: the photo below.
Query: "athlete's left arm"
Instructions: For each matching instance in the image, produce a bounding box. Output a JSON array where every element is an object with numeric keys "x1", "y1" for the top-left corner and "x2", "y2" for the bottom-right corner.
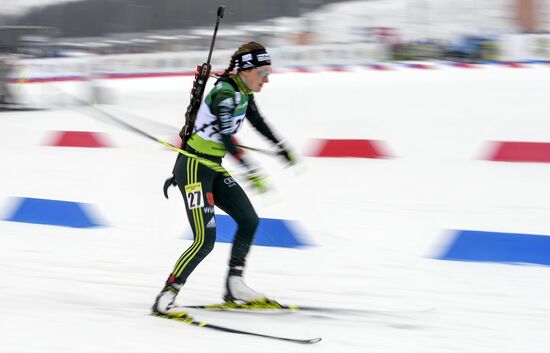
[
  {"x1": 246, "y1": 95, "x2": 296, "y2": 165},
  {"x1": 245, "y1": 95, "x2": 280, "y2": 144}
]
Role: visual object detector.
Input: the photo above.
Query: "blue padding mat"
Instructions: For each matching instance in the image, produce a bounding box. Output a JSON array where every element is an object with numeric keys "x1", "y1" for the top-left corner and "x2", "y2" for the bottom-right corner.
[
  {"x1": 4, "y1": 197, "x2": 103, "y2": 228},
  {"x1": 186, "y1": 215, "x2": 310, "y2": 249},
  {"x1": 439, "y1": 230, "x2": 550, "y2": 266}
]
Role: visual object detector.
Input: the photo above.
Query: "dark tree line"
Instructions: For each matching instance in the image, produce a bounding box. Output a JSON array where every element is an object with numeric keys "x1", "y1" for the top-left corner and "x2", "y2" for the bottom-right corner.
[{"x1": 12, "y1": 0, "x2": 347, "y2": 38}]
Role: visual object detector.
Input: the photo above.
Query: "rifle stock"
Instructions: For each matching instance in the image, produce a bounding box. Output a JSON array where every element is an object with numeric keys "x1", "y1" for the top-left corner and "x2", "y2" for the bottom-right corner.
[{"x1": 180, "y1": 63, "x2": 212, "y2": 146}]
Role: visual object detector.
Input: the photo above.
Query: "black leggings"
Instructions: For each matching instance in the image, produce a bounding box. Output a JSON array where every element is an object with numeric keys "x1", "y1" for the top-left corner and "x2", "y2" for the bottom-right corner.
[{"x1": 167, "y1": 154, "x2": 258, "y2": 286}]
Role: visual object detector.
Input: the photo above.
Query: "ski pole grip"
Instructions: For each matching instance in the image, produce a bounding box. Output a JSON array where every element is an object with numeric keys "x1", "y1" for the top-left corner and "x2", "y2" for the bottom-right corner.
[{"x1": 218, "y1": 5, "x2": 225, "y2": 18}]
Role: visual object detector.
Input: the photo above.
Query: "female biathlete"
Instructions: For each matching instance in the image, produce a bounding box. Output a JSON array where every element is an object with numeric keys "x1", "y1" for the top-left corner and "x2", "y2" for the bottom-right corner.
[{"x1": 153, "y1": 41, "x2": 295, "y2": 316}]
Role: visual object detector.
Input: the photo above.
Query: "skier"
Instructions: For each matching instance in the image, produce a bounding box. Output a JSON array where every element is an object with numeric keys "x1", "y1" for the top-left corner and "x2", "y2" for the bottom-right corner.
[{"x1": 152, "y1": 41, "x2": 296, "y2": 316}]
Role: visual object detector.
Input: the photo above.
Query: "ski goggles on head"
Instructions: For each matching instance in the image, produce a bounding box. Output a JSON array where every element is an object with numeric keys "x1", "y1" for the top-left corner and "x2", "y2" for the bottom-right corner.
[
  {"x1": 256, "y1": 66, "x2": 272, "y2": 78},
  {"x1": 236, "y1": 49, "x2": 271, "y2": 71}
]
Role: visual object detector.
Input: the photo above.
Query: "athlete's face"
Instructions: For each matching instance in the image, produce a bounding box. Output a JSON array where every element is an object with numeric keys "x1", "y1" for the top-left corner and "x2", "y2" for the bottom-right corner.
[{"x1": 240, "y1": 65, "x2": 271, "y2": 92}]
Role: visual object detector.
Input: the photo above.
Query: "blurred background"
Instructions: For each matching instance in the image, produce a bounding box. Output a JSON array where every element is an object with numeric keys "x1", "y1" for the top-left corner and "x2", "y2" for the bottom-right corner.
[
  {"x1": 1, "y1": 0, "x2": 550, "y2": 99},
  {"x1": 1, "y1": 0, "x2": 550, "y2": 63}
]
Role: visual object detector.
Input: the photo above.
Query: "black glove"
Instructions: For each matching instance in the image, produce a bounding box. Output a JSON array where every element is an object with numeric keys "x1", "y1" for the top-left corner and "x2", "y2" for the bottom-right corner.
[
  {"x1": 276, "y1": 141, "x2": 296, "y2": 166},
  {"x1": 163, "y1": 175, "x2": 177, "y2": 199}
]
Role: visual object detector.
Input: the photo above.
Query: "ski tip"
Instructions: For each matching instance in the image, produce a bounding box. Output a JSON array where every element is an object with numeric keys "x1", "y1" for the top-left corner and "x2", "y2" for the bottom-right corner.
[{"x1": 309, "y1": 337, "x2": 322, "y2": 344}]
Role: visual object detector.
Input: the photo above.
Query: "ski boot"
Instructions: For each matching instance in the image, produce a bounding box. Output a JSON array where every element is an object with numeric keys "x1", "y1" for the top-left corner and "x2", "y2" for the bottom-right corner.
[
  {"x1": 223, "y1": 267, "x2": 280, "y2": 309},
  {"x1": 151, "y1": 283, "x2": 188, "y2": 317}
]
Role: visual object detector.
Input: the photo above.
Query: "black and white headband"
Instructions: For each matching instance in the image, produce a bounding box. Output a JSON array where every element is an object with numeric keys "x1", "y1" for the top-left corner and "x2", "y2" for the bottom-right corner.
[{"x1": 235, "y1": 49, "x2": 271, "y2": 71}]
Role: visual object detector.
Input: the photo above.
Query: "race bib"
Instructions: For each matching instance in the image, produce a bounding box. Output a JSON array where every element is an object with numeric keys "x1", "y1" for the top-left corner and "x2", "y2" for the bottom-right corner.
[{"x1": 184, "y1": 182, "x2": 204, "y2": 209}]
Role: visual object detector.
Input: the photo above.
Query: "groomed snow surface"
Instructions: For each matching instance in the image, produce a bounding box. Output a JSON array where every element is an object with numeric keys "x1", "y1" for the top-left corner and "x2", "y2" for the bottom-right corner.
[{"x1": 1, "y1": 65, "x2": 550, "y2": 353}]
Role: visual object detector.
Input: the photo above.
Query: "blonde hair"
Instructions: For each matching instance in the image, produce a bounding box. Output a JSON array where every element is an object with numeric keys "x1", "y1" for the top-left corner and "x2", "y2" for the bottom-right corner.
[{"x1": 222, "y1": 41, "x2": 266, "y2": 75}]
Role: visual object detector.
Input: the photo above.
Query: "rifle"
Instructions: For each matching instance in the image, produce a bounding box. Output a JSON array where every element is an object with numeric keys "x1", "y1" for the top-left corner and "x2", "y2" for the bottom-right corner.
[
  {"x1": 179, "y1": 5, "x2": 225, "y2": 148},
  {"x1": 164, "y1": 5, "x2": 225, "y2": 198}
]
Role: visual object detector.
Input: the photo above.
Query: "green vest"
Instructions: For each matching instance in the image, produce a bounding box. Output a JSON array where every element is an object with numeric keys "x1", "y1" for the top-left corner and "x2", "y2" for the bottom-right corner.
[{"x1": 187, "y1": 75, "x2": 253, "y2": 157}]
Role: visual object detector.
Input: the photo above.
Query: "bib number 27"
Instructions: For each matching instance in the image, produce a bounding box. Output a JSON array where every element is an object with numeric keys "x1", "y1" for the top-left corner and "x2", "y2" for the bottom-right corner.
[{"x1": 184, "y1": 182, "x2": 204, "y2": 209}]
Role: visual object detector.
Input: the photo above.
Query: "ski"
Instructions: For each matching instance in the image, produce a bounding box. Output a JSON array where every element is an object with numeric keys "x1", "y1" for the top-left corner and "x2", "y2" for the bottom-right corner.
[
  {"x1": 184, "y1": 302, "x2": 436, "y2": 316},
  {"x1": 184, "y1": 302, "x2": 299, "y2": 311},
  {"x1": 151, "y1": 312, "x2": 322, "y2": 344}
]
